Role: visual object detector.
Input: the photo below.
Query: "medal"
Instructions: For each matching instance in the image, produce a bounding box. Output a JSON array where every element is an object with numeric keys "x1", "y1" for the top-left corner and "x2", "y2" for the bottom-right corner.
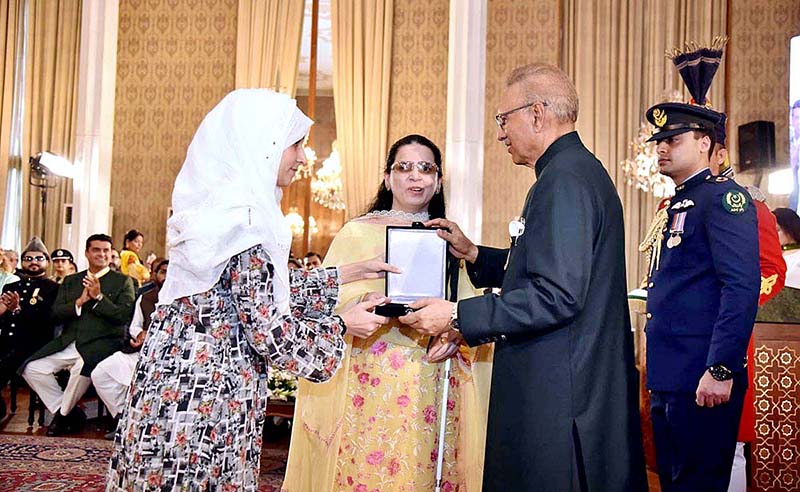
[
  {"x1": 666, "y1": 211, "x2": 687, "y2": 249},
  {"x1": 29, "y1": 287, "x2": 40, "y2": 305}
]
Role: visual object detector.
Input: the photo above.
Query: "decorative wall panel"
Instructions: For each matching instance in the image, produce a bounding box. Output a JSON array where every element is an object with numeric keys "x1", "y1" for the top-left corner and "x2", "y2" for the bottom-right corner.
[
  {"x1": 482, "y1": 0, "x2": 560, "y2": 247},
  {"x1": 753, "y1": 323, "x2": 800, "y2": 492},
  {"x1": 728, "y1": 1, "x2": 800, "y2": 174},
  {"x1": 111, "y1": 0, "x2": 238, "y2": 256},
  {"x1": 386, "y1": 0, "x2": 449, "y2": 189}
]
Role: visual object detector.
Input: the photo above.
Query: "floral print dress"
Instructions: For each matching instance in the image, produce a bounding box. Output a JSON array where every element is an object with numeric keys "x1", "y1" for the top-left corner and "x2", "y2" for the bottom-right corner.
[{"x1": 107, "y1": 245, "x2": 345, "y2": 492}]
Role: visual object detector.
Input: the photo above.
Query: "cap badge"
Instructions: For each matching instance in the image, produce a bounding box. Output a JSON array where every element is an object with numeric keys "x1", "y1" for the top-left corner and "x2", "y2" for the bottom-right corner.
[{"x1": 653, "y1": 108, "x2": 667, "y2": 127}]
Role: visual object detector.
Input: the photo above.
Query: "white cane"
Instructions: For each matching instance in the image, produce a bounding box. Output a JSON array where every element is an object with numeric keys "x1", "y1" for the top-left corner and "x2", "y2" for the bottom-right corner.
[{"x1": 434, "y1": 357, "x2": 452, "y2": 492}]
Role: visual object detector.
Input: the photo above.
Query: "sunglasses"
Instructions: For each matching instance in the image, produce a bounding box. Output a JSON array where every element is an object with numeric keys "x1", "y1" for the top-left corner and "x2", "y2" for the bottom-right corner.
[
  {"x1": 390, "y1": 161, "x2": 440, "y2": 175},
  {"x1": 22, "y1": 255, "x2": 47, "y2": 262}
]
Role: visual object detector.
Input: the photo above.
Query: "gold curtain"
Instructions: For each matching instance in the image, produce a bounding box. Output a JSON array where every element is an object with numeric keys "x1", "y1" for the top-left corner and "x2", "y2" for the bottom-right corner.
[
  {"x1": 331, "y1": 0, "x2": 393, "y2": 217},
  {"x1": 562, "y1": 0, "x2": 727, "y2": 290},
  {"x1": 236, "y1": 0, "x2": 305, "y2": 95},
  {"x1": 20, "y1": 0, "x2": 81, "y2": 250},
  {"x1": 0, "y1": 0, "x2": 22, "y2": 232}
]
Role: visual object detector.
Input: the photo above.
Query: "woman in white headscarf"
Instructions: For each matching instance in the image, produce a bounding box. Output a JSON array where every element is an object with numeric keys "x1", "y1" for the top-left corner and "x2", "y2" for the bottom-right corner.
[{"x1": 106, "y1": 89, "x2": 392, "y2": 492}]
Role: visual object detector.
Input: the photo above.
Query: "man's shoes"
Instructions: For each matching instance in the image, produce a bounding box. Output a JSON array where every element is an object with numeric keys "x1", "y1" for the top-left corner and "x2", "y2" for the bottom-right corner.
[
  {"x1": 103, "y1": 415, "x2": 119, "y2": 440},
  {"x1": 46, "y1": 407, "x2": 87, "y2": 436},
  {"x1": 65, "y1": 407, "x2": 86, "y2": 433},
  {"x1": 46, "y1": 412, "x2": 69, "y2": 436},
  {"x1": 0, "y1": 396, "x2": 6, "y2": 420}
]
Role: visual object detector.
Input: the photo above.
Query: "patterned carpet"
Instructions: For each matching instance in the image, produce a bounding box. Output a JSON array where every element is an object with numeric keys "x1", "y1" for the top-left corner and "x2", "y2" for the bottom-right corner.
[{"x1": 0, "y1": 434, "x2": 287, "y2": 491}]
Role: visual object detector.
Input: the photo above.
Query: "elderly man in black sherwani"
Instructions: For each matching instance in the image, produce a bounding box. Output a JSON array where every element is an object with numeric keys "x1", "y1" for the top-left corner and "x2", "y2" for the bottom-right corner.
[{"x1": 401, "y1": 63, "x2": 647, "y2": 492}]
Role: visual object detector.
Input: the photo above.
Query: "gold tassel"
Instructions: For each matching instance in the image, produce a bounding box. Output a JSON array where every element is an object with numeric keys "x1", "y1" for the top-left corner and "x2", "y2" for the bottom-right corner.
[
  {"x1": 665, "y1": 36, "x2": 729, "y2": 60},
  {"x1": 639, "y1": 205, "x2": 669, "y2": 278}
]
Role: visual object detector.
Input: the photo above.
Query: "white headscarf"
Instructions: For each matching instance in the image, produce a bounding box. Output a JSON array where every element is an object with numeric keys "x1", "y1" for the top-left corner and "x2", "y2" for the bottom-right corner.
[{"x1": 159, "y1": 89, "x2": 312, "y2": 314}]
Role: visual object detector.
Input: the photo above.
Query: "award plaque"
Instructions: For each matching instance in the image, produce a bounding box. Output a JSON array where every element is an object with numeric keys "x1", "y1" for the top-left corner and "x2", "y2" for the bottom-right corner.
[{"x1": 374, "y1": 225, "x2": 447, "y2": 317}]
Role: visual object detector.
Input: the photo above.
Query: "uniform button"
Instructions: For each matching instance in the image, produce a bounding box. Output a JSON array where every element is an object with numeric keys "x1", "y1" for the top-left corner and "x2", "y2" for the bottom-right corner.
[
  {"x1": 646, "y1": 313, "x2": 652, "y2": 319},
  {"x1": 10, "y1": 323, "x2": 14, "y2": 328},
  {"x1": 648, "y1": 282, "x2": 654, "y2": 288},
  {"x1": 500, "y1": 334, "x2": 507, "y2": 341}
]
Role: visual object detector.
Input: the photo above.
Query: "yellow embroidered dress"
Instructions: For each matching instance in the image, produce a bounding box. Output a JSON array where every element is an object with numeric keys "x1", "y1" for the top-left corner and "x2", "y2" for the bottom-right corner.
[
  {"x1": 283, "y1": 220, "x2": 493, "y2": 492},
  {"x1": 120, "y1": 249, "x2": 150, "y2": 287}
]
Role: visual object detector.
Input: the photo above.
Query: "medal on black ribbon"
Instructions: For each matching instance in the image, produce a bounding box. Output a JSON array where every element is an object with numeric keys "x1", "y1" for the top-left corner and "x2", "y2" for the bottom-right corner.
[{"x1": 666, "y1": 212, "x2": 686, "y2": 249}]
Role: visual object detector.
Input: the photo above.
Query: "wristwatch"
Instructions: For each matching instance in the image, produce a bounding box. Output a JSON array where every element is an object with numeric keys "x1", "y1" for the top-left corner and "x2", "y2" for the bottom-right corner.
[
  {"x1": 449, "y1": 302, "x2": 460, "y2": 332},
  {"x1": 707, "y1": 364, "x2": 733, "y2": 381},
  {"x1": 440, "y1": 302, "x2": 461, "y2": 344}
]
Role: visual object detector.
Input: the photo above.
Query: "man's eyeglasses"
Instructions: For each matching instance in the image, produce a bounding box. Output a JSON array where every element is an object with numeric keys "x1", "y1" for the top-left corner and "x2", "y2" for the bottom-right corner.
[
  {"x1": 391, "y1": 161, "x2": 440, "y2": 175},
  {"x1": 495, "y1": 100, "x2": 549, "y2": 130},
  {"x1": 22, "y1": 255, "x2": 47, "y2": 262}
]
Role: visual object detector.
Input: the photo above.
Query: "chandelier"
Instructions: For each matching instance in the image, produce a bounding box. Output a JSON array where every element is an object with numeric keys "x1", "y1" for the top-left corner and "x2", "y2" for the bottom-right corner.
[
  {"x1": 310, "y1": 147, "x2": 346, "y2": 210},
  {"x1": 620, "y1": 90, "x2": 683, "y2": 199},
  {"x1": 620, "y1": 122, "x2": 675, "y2": 199},
  {"x1": 285, "y1": 208, "x2": 318, "y2": 237},
  {"x1": 292, "y1": 145, "x2": 317, "y2": 183}
]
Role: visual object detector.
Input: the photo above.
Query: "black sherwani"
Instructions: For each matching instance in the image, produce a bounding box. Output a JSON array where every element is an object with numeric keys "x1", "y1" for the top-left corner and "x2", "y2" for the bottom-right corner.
[
  {"x1": 0, "y1": 275, "x2": 59, "y2": 388},
  {"x1": 459, "y1": 132, "x2": 647, "y2": 492}
]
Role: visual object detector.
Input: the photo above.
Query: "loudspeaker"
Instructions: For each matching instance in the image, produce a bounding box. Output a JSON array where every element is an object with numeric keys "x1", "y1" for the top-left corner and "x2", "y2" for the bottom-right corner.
[{"x1": 738, "y1": 121, "x2": 775, "y2": 172}]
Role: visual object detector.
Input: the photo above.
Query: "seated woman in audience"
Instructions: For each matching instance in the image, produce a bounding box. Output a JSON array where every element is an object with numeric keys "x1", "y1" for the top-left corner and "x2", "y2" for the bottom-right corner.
[
  {"x1": 774, "y1": 207, "x2": 800, "y2": 288},
  {"x1": 119, "y1": 229, "x2": 155, "y2": 287},
  {"x1": 106, "y1": 89, "x2": 394, "y2": 492},
  {"x1": 283, "y1": 134, "x2": 493, "y2": 492}
]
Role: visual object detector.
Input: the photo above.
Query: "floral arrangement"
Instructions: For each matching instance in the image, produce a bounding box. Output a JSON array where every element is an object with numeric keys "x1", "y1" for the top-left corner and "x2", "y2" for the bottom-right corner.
[{"x1": 267, "y1": 368, "x2": 298, "y2": 401}]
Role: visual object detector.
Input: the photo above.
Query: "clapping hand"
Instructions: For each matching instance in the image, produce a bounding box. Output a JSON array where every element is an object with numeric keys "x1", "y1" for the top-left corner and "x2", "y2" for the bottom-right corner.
[
  {"x1": 82, "y1": 274, "x2": 102, "y2": 300},
  {"x1": 424, "y1": 219, "x2": 479, "y2": 263},
  {"x1": 0, "y1": 292, "x2": 20, "y2": 312},
  {"x1": 145, "y1": 253, "x2": 157, "y2": 266}
]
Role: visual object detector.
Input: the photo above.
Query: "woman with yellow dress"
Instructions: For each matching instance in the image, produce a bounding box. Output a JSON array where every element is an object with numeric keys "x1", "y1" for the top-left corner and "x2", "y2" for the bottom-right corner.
[
  {"x1": 283, "y1": 134, "x2": 493, "y2": 492},
  {"x1": 119, "y1": 229, "x2": 155, "y2": 288}
]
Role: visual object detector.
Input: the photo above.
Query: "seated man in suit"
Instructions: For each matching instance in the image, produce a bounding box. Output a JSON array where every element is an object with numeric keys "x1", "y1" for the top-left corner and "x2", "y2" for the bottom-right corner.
[{"x1": 21, "y1": 233, "x2": 135, "y2": 436}]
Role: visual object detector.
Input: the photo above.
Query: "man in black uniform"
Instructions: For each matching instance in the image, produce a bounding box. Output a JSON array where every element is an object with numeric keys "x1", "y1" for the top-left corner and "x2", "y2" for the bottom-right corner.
[{"x1": 0, "y1": 237, "x2": 59, "y2": 419}]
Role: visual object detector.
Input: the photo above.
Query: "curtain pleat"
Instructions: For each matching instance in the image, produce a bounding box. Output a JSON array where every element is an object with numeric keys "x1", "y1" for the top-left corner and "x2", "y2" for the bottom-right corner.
[
  {"x1": 562, "y1": 0, "x2": 727, "y2": 290},
  {"x1": 0, "y1": 0, "x2": 22, "y2": 242},
  {"x1": 236, "y1": 0, "x2": 305, "y2": 96},
  {"x1": 20, "y1": 0, "x2": 81, "y2": 250},
  {"x1": 331, "y1": 0, "x2": 393, "y2": 217}
]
